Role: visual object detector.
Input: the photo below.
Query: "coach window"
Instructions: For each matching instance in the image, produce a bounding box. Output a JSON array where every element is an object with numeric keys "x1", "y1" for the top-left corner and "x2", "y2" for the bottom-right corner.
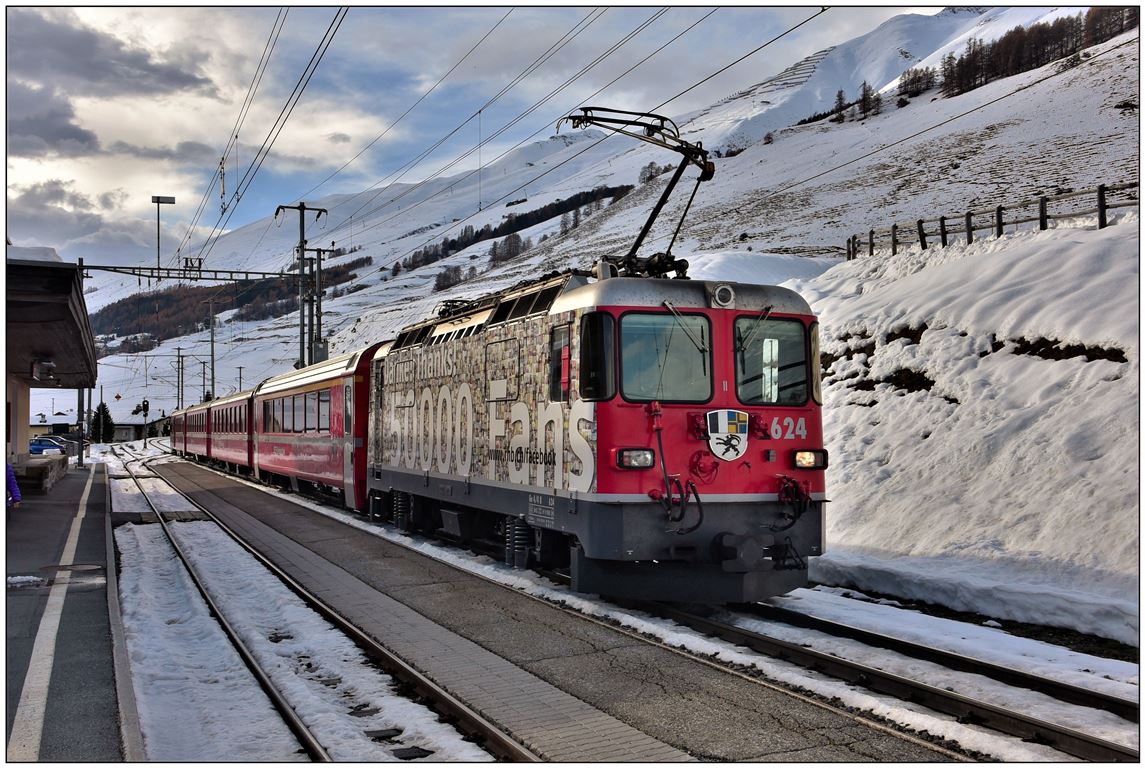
[
  {"x1": 281, "y1": 397, "x2": 293, "y2": 432},
  {"x1": 293, "y1": 395, "x2": 305, "y2": 433},
  {"x1": 344, "y1": 384, "x2": 352, "y2": 435},
  {"x1": 579, "y1": 312, "x2": 615, "y2": 400},
  {"x1": 306, "y1": 392, "x2": 318, "y2": 432},
  {"x1": 318, "y1": 390, "x2": 330, "y2": 432},
  {"x1": 549, "y1": 325, "x2": 571, "y2": 402}
]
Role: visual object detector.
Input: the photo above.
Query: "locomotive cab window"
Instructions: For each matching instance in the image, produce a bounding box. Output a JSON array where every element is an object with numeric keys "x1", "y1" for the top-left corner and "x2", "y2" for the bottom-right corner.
[
  {"x1": 620, "y1": 312, "x2": 712, "y2": 403},
  {"x1": 549, "y1": 324, "x2": 571, "y2": 402},
  {"x1": 734, "y1": 316, "x2": 809, "y2": 405}
]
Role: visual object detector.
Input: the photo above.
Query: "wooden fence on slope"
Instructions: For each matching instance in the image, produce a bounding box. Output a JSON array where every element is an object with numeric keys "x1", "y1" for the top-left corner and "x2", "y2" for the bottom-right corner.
[{"x1": 845, "y1": 182, "x2": 1139, "y2": 259}]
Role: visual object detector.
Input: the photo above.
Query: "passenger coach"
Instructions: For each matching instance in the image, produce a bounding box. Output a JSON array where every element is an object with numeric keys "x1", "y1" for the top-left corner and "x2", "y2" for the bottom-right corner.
[
  {"x1": 208, "y1": 389, "x2": 254, "y2": 473},
  {"x1": 251, "y1": 343, "x2": 383, "y2": 510}
]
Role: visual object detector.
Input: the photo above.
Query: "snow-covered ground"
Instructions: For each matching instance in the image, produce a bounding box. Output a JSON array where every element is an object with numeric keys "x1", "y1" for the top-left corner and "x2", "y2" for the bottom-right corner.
[
  {"x1": 101, "y1": 441, "x2": 1138, "y2": 761},
  {"x1": 35, "y1": 12, "x2": 1139, "y2": 645},
  {"x1": 100, "y1": 442, "x2": 492, "y2": 761}
]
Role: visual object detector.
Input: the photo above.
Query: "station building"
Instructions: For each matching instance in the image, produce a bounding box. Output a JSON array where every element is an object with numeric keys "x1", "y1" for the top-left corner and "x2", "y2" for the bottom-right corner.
[{"x1": 6, "y1": 243, "x2": 98, "y2": 488}]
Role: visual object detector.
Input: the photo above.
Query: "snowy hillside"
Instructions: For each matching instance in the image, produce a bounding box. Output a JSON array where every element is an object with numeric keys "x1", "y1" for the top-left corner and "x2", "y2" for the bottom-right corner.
[
  {"x1": 52, "y1": 11, "x2": 1140, "y2": 642},
  {"x1": 686, "y1": 7, "x2": 990, "y2": 153}
]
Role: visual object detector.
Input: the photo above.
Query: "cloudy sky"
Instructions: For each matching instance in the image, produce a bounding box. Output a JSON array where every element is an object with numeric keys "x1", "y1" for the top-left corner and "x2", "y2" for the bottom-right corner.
[{"x1": 6, "y1": 6, "x2": 930, "y2": 266}]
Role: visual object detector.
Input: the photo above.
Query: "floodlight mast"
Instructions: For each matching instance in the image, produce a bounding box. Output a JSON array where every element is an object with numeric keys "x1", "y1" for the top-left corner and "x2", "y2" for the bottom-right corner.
[{"x1": 557, "y1": 107, "x2": 715, "y2": 278}]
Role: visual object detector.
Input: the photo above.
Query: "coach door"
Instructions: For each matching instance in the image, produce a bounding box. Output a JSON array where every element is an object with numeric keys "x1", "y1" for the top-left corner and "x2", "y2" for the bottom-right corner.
[{"x1": 343, "y1": 381, "x2": 355, "y2": 507}]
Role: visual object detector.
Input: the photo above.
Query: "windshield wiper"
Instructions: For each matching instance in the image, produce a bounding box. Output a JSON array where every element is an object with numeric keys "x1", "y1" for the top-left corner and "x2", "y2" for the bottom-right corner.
[
  {"x1": 662, "y1": 300, "x2": 707, "y2": 375},
  {"x1": 735, "y1": 304, "x2": 774, "y2": 355}
]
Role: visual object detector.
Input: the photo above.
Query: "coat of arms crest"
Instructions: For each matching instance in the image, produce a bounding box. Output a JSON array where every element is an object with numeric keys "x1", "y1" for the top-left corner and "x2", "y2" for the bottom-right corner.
[{"x1": 706, "y1": 409, "x2": 750, "y2": 461}]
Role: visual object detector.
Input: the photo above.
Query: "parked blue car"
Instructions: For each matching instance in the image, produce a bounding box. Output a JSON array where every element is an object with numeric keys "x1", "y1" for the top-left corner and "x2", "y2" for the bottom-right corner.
[{"x1": 28, "y1": 437, "x2": 67, "y2": 455}]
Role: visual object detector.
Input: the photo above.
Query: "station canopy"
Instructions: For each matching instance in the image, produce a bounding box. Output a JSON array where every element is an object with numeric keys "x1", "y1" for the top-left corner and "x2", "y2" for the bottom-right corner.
[{"x1": 7, "y1": 252, "x2": 98, "y2": 389}]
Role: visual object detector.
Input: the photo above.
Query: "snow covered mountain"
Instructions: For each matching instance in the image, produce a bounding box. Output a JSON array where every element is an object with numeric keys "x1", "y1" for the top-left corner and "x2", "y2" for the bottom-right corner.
[
  {"x1": 57, "y1": 9, "x2": 1140, "y2": 643},
  {"x1": 684, "y1": 7, "x2": 990, "y2": 153}
]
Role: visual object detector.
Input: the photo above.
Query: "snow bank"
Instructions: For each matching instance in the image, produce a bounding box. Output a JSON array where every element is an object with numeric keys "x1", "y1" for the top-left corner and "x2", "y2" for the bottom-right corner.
[{"x1": 787, "y1": 217, "x2": 1139, "y2": 644}]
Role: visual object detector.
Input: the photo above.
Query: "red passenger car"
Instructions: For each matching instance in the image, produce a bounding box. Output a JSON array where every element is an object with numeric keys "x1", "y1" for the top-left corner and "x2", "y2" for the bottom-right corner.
[
  {"x1": 176, "y1": 400, "x2": 211, "y2": 460},
  {"x1": 252, "y1": 343, "x2": 383, "y2": 509},
  {"x1": 208, "y1": 390, "x2": 254, "y2": 472}
]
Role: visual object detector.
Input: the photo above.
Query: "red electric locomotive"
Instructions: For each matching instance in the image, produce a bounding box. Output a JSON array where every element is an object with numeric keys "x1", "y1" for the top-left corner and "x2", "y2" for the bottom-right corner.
[
  {"x1": 366, "y1": 271, "x2": 825, "y2": 603},
  {"x1": 251, "y1": 343, "x2": 382, "y2": 510}
]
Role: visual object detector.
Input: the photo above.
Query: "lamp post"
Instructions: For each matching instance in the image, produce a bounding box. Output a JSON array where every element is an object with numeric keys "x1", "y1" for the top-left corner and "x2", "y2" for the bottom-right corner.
[{"x1": 151, "y1": 195, "x2": 175, "y2": 275}]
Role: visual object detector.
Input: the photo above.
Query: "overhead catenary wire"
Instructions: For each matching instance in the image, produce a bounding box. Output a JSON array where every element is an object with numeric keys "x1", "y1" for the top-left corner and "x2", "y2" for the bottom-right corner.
[
  {"x1": 731, "y1": 34, "x2": 1140, "y2": 210},
  {"x1": 633, "y1": 31, "x2": 1142, "y2": 252},
  {"x1": 338, "y1": 4, "x2": 832, "y2": 285},
  {"x1": 171, "y1": 9, "x2": 290, "y2": 269},
  {"x1": 292, "y1": 8, "x2": 517, "y2": 205},
  {"x1": 192, "y1": 7, "x2": 349, "y2": 266},
  {"x1": 202, "y1": 8, "x2": 527, "y2": 312},
  {"x1": 204, "y1": 6, "x2": 602, "y2": 316},
  {"x1": 344, "y1": 7, "x2": 719, "y2": 253},
  {"x1": 323, "y1": 6, "x2": 729, "y2": 294},
  {"x1": 167, "y1": 6, "x2": 841, "y2": 366},
  {"x1": 328, "y1": 7, "x2": 669, "y2": 243},
  {"x1": 329, "y1": 8, "x2": 612, "y2": 235}
]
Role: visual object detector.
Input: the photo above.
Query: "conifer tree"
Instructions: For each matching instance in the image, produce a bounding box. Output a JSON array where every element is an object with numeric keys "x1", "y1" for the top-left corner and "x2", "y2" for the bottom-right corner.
[
  {"x1": 92, "y1": 401, "x2": 115, "y2": 443},
  {"x1": 831, "y1": 89, "x2": 847, "y2": 122}
]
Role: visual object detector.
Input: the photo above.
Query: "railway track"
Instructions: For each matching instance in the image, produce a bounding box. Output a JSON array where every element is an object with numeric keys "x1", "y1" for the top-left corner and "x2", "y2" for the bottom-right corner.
[
  {"x1": 133, "y1": 445, "x2": 1137, "y2": 762},
  {"x1": 633, "y1": 600, "x2": 1138, "y2": 763},
  {"x1": 111, "y1": 445, "x2": 329, "y2": 761},
  {"x1": 746, "y1": 602, "x2": 1138, "y2": 722},
  {"x1": 109, "y1": 445, "x2": 533, "y2": 762}
]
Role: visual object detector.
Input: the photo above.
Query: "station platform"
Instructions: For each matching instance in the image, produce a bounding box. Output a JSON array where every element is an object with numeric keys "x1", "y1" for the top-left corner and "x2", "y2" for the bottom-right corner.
[{"x1": 5, "y1": 461, "x2": 140, "y2": 761}]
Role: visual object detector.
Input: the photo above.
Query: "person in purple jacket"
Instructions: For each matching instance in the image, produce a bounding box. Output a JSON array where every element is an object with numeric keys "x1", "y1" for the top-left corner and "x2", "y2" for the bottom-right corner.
[{"x1": 7, "y1": 463, "x2": 21, "y2": 511}]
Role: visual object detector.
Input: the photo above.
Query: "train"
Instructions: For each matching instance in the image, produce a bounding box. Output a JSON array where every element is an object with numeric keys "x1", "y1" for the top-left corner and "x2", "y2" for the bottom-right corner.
[
  {"x1": 170, "y1": 269, "x2": 827, "y2": 603},
  {"x1": 171, "y1": 106, "x2": 826, "y2": 603}
]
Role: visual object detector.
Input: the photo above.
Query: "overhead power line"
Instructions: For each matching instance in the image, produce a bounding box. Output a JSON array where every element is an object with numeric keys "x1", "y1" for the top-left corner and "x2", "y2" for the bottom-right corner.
[
  {"x1": 207, "y1": 7, "x2": 525, "y2": 309},
  {"x1": 329, "y1": 8, "x2": 611, "y2": 235},
  {"x1": 172, "y1": 9, "x2": 289, "y2": 268},
  {"x1": 293, "y1": 8, "x2": 517, "y2": 204},
  {"x1": 193, "y1": 7, "x2": 349, "y2": 266},
  {"x1": 330, "y1": 7, "x2": 719, "y2": 252},
  {"x1": 329, "y1": 7, "x2": 666, "y2": 243}
]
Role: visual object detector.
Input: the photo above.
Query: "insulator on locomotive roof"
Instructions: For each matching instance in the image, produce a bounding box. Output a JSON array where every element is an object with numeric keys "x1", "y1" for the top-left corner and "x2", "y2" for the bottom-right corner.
[{"x1": 593, "y1": 259, "x2": 619, "y2": 280}]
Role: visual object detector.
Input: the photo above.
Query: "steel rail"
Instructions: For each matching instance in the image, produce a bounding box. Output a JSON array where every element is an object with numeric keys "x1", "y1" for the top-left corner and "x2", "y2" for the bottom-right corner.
[
  {"x1": 748, "y1": 603, "x2": 1138, "y2": 722},
  {"x1": 149, "y1": 460, "x2": 540, "y2": 763},
  {"x1": 112, "y1": 447, "x2": 331, "y2": 761},
  {"x1": 641, "y1": 602, "x2": 1138, "y2": 763}
]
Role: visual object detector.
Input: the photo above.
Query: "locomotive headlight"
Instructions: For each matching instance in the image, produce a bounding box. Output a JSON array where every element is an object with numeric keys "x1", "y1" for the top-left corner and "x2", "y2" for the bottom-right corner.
[
  {"x1": 616, "y1": 448, "x2": 655, "y2": 469},
  {"x1": 794, "y1": 449, "x2": 828, "y2": 469}
]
